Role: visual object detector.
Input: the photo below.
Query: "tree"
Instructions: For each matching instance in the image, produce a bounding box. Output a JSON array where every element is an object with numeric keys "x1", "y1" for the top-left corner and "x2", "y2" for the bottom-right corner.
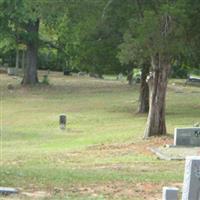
[
  {"x1": 80, "y1": 0, "x2": 137, "y2": 76},
  {"x1": 0, "y1": 0, "x2": 69, "y2": 85},
  {"x1": 138, "y1": 62, "x2": 149, "y2": 113},
  {"x1": 118, "y1": 30, "x2": 150, "y2": 113},
  {"x1": 22, "y1": 18, "x2": 40, "y2": 84},
  {"x1": 183, "y1": 0, "x2": 200, "y2": 70},
  {"x1": 137, "y1": 1, "x2": 186, "y2": 137},
  {"x1": 120, "y1": 0, "x2": 187, "y2": 137}
]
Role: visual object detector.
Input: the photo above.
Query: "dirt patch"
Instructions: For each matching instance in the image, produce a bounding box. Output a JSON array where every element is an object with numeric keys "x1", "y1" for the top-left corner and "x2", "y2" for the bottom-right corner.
[
  {"x1": 1, "y1": 181, "x2": 182, "y2": 200},
  {"x1": 66, "y1": 182, "x2": 163, "y2": 200},
  {"x1": 86, "y1": 136, "x2": 173, "y2": 157},
  {"x1": 21, "y1": 191, "x2": 51, "y2": 199}
]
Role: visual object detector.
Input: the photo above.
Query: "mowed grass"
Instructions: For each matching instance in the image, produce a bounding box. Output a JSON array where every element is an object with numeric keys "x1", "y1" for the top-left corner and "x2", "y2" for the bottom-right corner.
[{"x1": 0, "y1": 72, "x2": 200, "y2": 200}]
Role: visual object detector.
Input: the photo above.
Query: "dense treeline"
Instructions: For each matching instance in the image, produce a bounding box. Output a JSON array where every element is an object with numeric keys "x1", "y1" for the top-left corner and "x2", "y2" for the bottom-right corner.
[
  {"x1": 0, "y1": 0, "x2": 199, "y2": 75},
  {"x1": 0, "y1": 0, "x2": 200, "y2": 137}
]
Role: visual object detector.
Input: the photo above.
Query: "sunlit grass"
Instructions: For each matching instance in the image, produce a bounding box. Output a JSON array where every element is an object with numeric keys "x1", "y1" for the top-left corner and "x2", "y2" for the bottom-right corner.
[{"x1": 0, "y1": 72, "x2": 199, "y2": 199}]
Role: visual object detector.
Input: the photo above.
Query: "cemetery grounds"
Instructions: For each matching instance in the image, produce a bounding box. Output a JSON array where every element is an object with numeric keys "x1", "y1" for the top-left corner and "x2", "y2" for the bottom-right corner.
[{"x1": 0, "y1": 71, "x2": 200, "y2": 200}]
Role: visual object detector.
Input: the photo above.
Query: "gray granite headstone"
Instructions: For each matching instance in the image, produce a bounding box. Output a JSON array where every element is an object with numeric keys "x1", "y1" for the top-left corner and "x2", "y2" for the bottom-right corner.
[
  {"x1": 182, "y1": 156, "x2": 200, "y2": 200},
  {"x1": 59, "y1": 114, "x2": 66, "y2": 130},
  {"x1": 174, "y1": 128, "x2": 200, "y2": 146},
  {"x1": 162, "y1": 187, "x2": 179, "y2": 200}
]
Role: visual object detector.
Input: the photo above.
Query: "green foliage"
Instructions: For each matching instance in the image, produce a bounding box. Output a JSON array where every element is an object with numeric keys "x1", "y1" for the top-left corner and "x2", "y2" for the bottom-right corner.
[
  {"x1": 42, "y1": 74, "x2": 49, "y2": 85},
  {"x1": 79, "y1": 0, "x2": 137, "y2": 74},
  {"x1": 119, "y1": 1, "x2": 188, "y2": 64},
  {"x1": 0, "y1": 0, "x2": 200, "y2": 75},
  {"x1": 170, "y1": 64, "x2": 189, "y2": 79}
]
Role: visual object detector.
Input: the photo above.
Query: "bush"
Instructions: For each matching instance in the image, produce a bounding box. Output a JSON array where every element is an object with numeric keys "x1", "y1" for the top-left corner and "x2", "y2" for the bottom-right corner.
[
  {"x1": 42, "y1": 75, "x2": 49, "y2": 85},
  {"x1": 191, "y1": 69, "x2": 200, "y2": 76},
  {"x1": 133, "y1": 69, "x2": 141, "y2": 83},
  {"x1": 170, "y1": 65, "x2": 189, "y2": 79}
]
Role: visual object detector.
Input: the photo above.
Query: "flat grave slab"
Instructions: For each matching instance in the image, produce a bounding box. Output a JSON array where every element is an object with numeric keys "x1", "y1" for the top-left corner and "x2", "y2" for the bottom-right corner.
[
  {"x1": 174, "y1": 127, "x2": 200, "y2": 146},
  {"x1": 0, "y1": 187, "x2": 18, "y2": 195},
  {"x1": 150, "y1": 146, "x2": 200, "y2": 160}
]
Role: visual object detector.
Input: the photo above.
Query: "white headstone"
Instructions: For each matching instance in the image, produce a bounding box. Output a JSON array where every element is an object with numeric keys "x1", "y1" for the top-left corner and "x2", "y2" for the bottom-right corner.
[
  {"x1": 162, "y1": 187, "x2": 179, "y2": 200},
  {"x1": 0, "y1": 187, "x2": 18, "y2": 195},
  {"x1": 182, "y1": 156, "x2": 200, "y2": 200}
]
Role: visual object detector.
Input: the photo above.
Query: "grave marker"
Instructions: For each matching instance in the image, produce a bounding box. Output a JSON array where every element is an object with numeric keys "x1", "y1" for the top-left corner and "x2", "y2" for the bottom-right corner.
[
  {"x1": 174, "y1": 128, "x2": 200, "y2": 146},
  {"x1": 0, "y1": 187, "x2": 18, "y2": 195},
  {"x1": 162, "y1": 187, "x2": 179, "y2": 200},
  {"x1": 186, "y1": 76, "x2": 200, "y2": 85},
  {"x1": 59, "y1": 114, "x2": 66, "y2": 130},
  {"x1": 182, "y1": 156, "x2": 200, "y2": 200}
]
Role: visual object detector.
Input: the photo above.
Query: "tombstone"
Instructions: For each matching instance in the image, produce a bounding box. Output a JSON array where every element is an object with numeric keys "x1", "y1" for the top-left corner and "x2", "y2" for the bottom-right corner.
[
  {"x1": 59, "y1": 114, "x2": 66, "y2": 130},
  {"x1": 63, "y1": 68, "x2": 71, "y2": 76},
  {"x1": 174, "y1": 127, "x2": 200, "y2": 146},
  {"x1": 182, "y1": 156, "x2": 200, "y2": 200},
  {"x1": 162, "y1": 187, "x2": 179, "y2": 200},
  {"x1": 186, "y1": 76, "x2": 200, "y2": 84},
  {"x1": 0, "y1": 187, "x2": 18, "y2": 195},
  {"x1": 7, "y1": 68, "x2": 17, "y2": 76}
]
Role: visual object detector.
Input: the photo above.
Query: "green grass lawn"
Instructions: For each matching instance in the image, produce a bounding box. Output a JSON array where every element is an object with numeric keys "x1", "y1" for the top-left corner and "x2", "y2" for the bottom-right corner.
[{"x1": 0, "y1": 72, "x2": 200, "y2": 200}]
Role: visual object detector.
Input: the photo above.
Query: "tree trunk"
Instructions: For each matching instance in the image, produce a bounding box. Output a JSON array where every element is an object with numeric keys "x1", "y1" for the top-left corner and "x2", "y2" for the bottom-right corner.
[
  {"x1": 127, "y1": 68, "x2": 133, "y2": 85},
  {"x1": 127, "y1": 73, "x2": 133, "y2": 85},
  {"x1": 22, "y1": 19, "x2": 39, "y2": 85},
  {"x1": 22, "y1": 49, "x2": 25, "y2": 74},
  {"x1": 144, "y1": 54, "x2": 171, "y2": 138},
  {"x1": 15, "y1": 46, "x2": 19, "y2": 73},
  {"x1": 56, "y1": 48, "x2": 66, "y2": 70},
  {"x1": 138, "y1": 63, "x2": 149, "y2": 113}
]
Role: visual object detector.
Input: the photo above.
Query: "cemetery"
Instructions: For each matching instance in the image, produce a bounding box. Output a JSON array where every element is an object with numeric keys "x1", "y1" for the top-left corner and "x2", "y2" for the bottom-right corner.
[
  {"x1": 0, "y1": 71, "x2": 199, "y2": 200},
  {"x1": 0, "y1": 0, "x2": 200, "y2": 200}
]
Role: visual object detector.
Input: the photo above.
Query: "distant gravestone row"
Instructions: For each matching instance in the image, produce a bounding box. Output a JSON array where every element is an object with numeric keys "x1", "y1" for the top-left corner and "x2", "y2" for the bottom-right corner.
[{"x1": 162, "y1": 156, "x2": 200, "y2": 200}]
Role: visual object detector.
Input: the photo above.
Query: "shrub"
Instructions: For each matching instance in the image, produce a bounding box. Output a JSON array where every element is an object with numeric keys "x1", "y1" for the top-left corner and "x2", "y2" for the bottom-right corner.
[{"x1": 170, "y1": 64, "x2": 189, "y2": 79}]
